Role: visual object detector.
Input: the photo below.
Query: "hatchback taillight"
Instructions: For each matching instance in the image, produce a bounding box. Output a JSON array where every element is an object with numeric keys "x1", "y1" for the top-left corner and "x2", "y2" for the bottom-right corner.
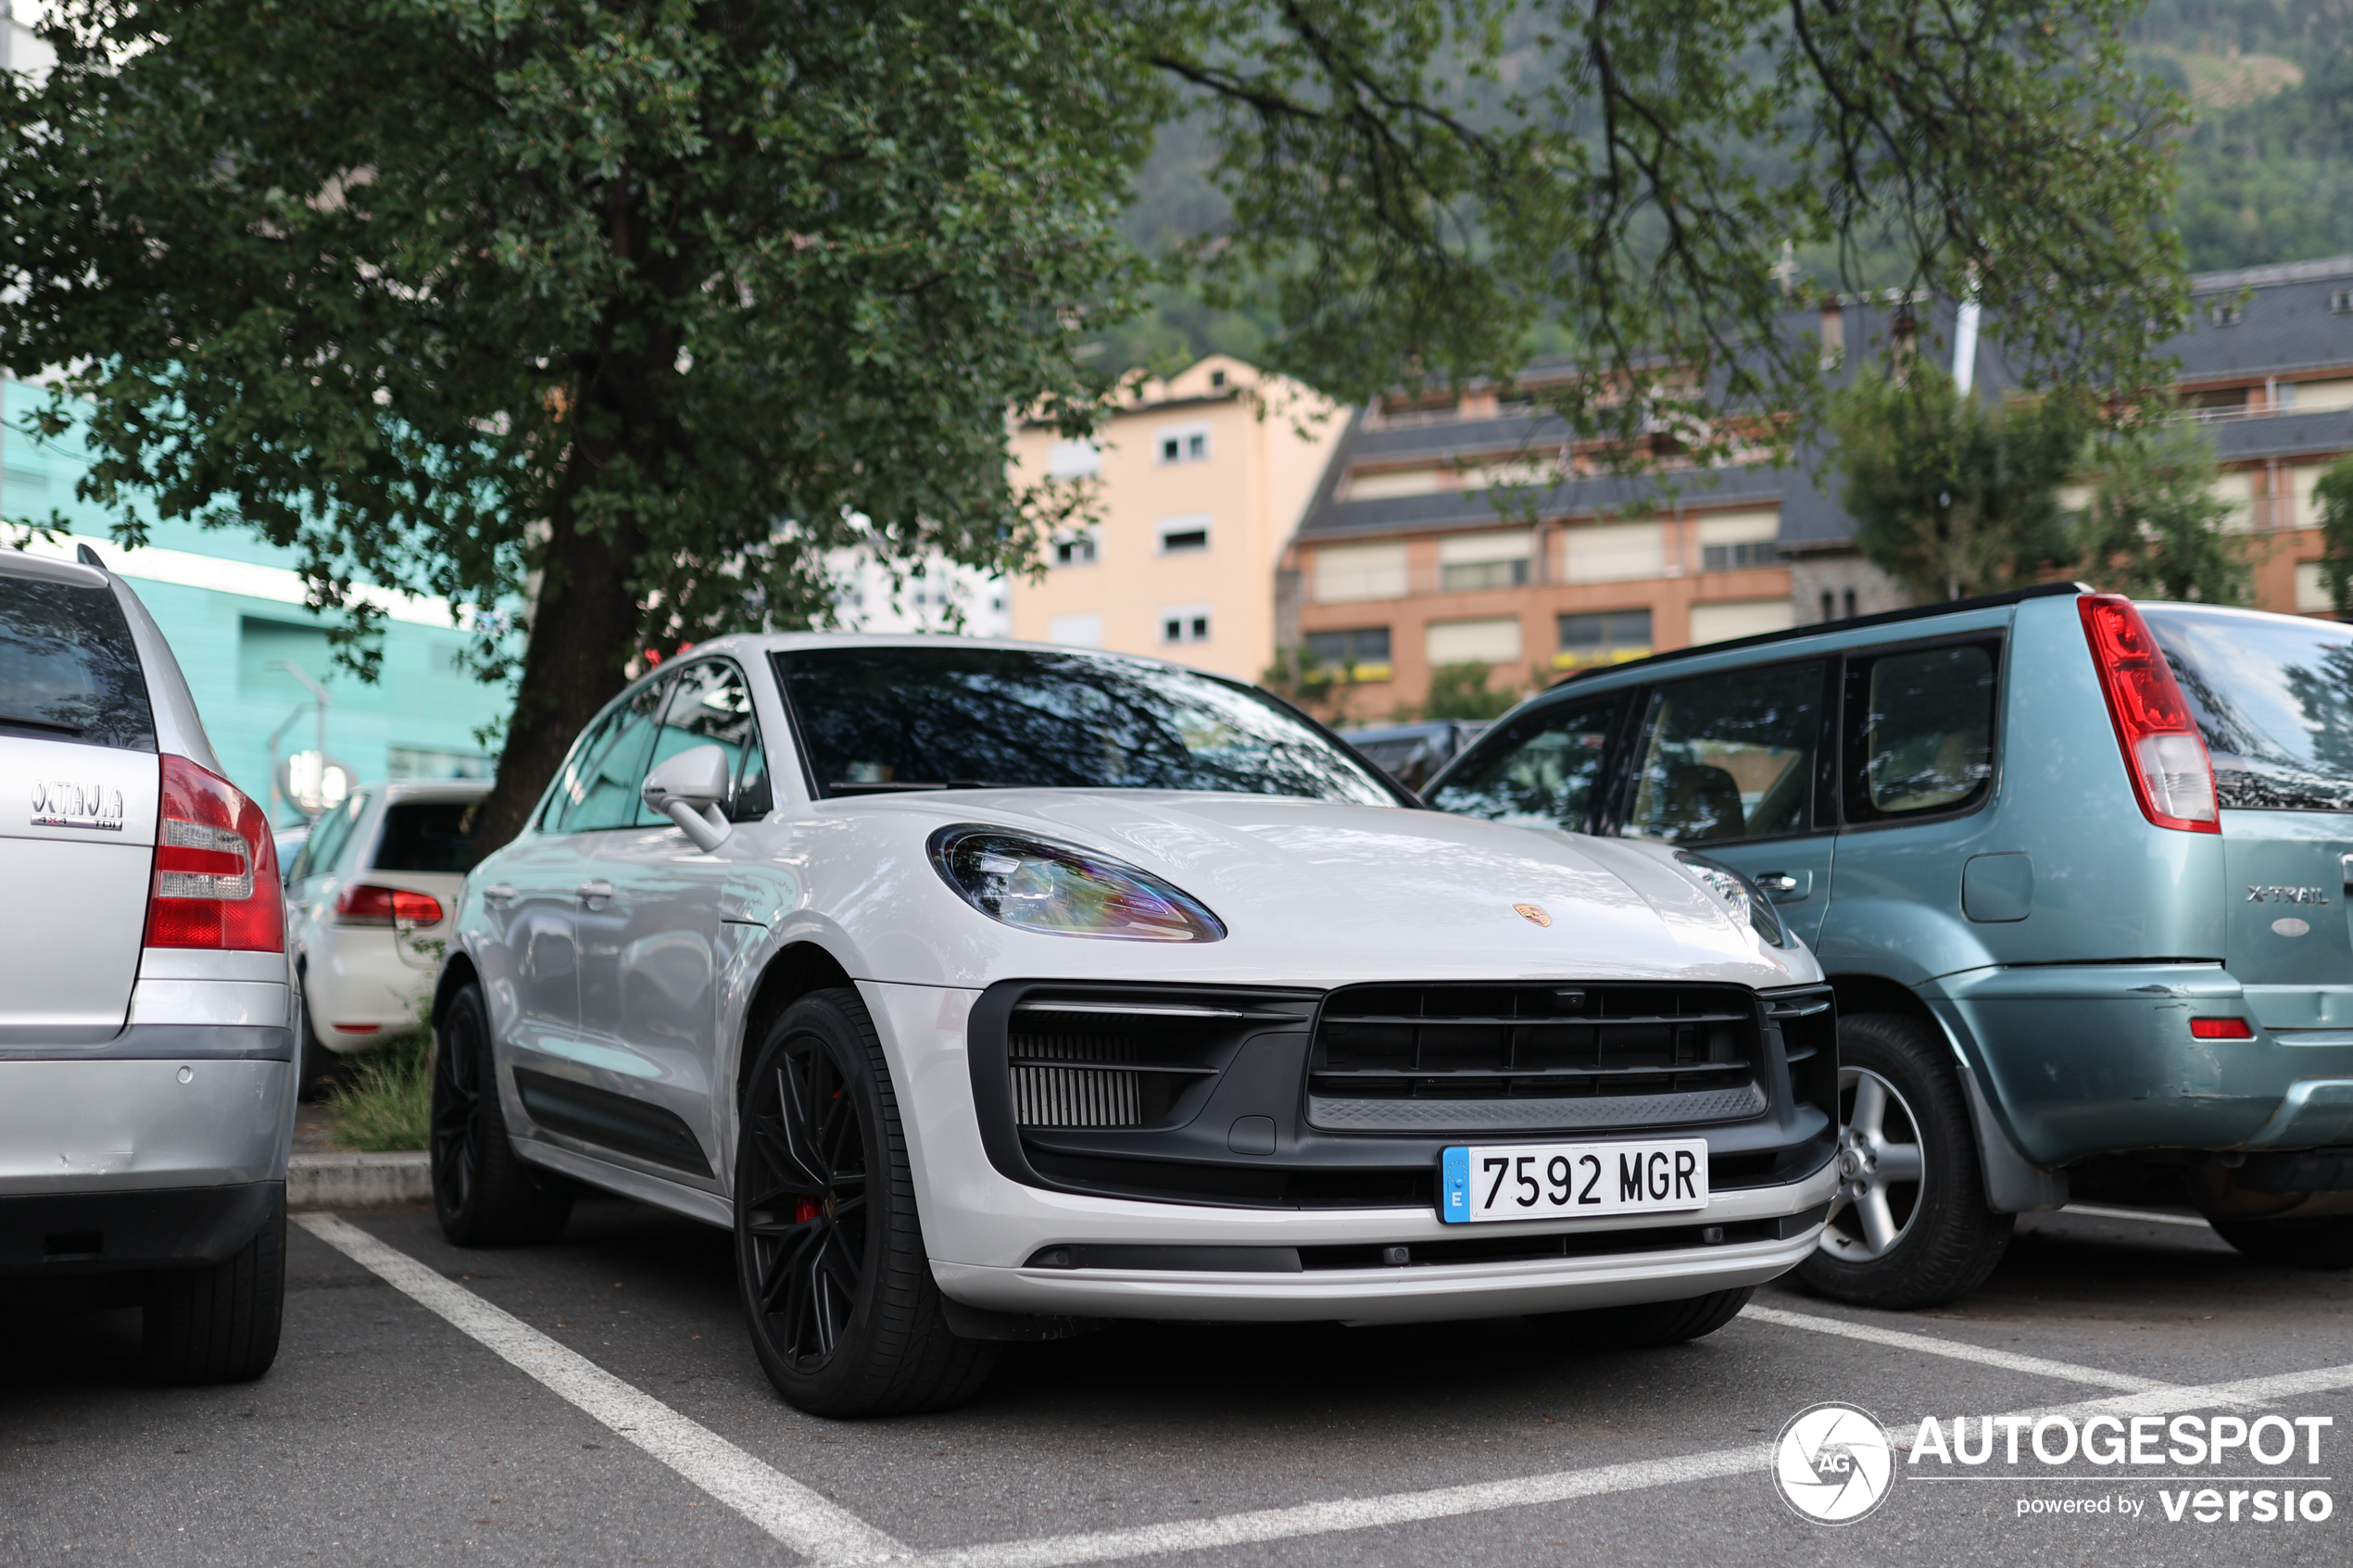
[
  {"x1": 147, "y1": 755, "x2": 285, "y2": 951},
  {"x1": 334, "y1": 884, "x2": 445, "y2": 928},
  {"x1": 2078, "y1": 594, "x2": 2220, "y2": 834}
]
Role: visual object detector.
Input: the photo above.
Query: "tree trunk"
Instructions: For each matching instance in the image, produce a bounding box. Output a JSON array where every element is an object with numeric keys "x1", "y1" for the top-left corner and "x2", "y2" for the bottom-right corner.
[{"x1": 470, "y1": 494, "x2": 646, "y2": 853}]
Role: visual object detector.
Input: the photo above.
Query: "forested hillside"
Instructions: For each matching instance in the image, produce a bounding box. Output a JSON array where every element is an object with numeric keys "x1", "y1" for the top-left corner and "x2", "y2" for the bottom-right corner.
[{"x1": 1094, "y1": 1, "x2": 2353, "y2": 379}]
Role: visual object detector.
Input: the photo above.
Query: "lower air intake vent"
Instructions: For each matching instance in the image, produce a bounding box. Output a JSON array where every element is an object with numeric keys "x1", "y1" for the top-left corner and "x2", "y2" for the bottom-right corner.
[{"x1": 1007, "y1": 1000, "x2": 1239, "y2": 1130}]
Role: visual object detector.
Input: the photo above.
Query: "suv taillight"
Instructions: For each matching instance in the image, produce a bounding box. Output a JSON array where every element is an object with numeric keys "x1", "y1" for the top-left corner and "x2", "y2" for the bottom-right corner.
[
  {"x1": 2078, "y1": 594, "x2": 2219, "y2": 834},
  {"x1": 335, "y1": 884, "x2": 445, "y2": 928},
  {"x1": 146, "y1": 754, "x2": 286, "y2": 951}
]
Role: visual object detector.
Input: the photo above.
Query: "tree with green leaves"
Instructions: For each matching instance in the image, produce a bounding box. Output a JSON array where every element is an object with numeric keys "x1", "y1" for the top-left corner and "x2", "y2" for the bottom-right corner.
[
  {"x1": 1831, "y1": 365, "x2": 2091, "y2": 602},
  {"x1": 1416, "y1": 661, "x2": 1523, "y2": 722},
  {"x1": 0, "y1": 0, "x2": 2193, "y2": 846},
  {"x1": 2074, "y1": 420, "x2": 2253, "y2": 604},
  {"x1": 2315, "y1": 454, "x2": 2353, "y2": 618}
]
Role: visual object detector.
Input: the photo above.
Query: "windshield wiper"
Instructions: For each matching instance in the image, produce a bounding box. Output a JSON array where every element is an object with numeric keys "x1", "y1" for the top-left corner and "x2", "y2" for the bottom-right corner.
[
  {"x1": 0, "y1": 711, "x2": 84, "y2": 736},
  {"x1": 826, "y1": 779, "x2": 1016, "y2": 795}
]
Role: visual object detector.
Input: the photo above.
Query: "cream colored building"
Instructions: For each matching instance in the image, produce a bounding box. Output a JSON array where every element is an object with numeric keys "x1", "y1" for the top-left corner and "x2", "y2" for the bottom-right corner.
[{"x1": 1007, "y1": 355, "x2": 1342, "y2": 683}]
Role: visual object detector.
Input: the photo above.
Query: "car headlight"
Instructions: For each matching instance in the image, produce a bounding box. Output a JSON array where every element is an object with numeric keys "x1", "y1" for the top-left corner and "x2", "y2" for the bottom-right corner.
[
  {"x1": 927, "y1": 825, "x2": 1227, "y2": 942},
  {"x1": 1675, "y1": 851, "x2": 1791, "y2": 947}
]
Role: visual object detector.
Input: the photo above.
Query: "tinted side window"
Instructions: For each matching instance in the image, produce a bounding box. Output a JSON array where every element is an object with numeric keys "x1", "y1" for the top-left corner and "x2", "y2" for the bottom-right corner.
[
  {"x1": 1624, "y1": 661, "x2": 1824, "y2": 844},
  {"x1": 547, "y1": 678, "x2": 669, "y2": 834},
  {"x1": 1847, "y1": 644, "x2": 1997, "y2": 821},
  {"x1": 0, "y1": 575, "x2": 156, "y2": 750},
  {"x1": 373, "y1": 799, "x2": 485, "y2": 872},
  {"x1": 1428, "y1": 696, "x2": 1627, "y2": 832},
  {"x1": 648, "y1": 660, "x2": 772, "y2": 823}
]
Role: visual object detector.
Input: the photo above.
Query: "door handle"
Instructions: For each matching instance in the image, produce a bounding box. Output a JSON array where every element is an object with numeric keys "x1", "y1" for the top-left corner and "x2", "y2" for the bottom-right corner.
[
  {"x1": 482, "y1": 883, "x2": 517, "y2": 906},
  {"x1": 576, "y1": 879, "x2": 615, "y2": 909}
]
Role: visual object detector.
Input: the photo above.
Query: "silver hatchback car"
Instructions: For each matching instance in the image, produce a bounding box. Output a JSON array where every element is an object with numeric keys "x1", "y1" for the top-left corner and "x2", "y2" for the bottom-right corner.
[{"x1": 1, "y1": 546, "x2": 295, "y2": 1383}]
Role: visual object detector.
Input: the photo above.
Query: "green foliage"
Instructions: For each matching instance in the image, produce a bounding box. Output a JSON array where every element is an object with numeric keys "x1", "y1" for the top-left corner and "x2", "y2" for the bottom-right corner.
[
  {"x1": 1831, "y1": 366, "x2": 2090, "y2": 603},
  {"x1": 2171, "y1": 51, "x2": 2353, "y2": 270},
  {"x1": 1416, "y1": 662, "x2": 1521, "y2": 722},
  {"x1": 2075, "y1": 420, "x2": 2253, "y2": 604},
  {"x1": 1260, "y1": 646, "x2": 1350, "y2": 720},
  {"x1": 326, "y1": 1035, "x2": 433, "y2": 1154},
  {"x1": 0, "y1": 0, "x2": 2195, "y2": 843},
  {"x1": 2315, "y1": 454, "x2": 2353, "y2": 616}
]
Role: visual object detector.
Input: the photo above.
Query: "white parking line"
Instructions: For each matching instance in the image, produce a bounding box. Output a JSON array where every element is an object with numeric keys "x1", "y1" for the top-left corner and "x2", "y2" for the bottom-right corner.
[
  {"x1": 893, "y1": 1362, "x2": 2353, "y2": 1568},
  {"x1": 294, "y1": 1213, "x2": 906, "y2": 1568},
  {"x1": 1738, "y1": 1302, "x2": 2174, "y2": 1394},
  {"x1": 2059, "y1": 1204, "x2": 2213, "y2": 1229}
]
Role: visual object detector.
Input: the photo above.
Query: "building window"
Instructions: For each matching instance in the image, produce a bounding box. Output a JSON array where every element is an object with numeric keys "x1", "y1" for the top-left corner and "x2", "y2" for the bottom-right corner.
[
  {"x1": 1554, "y1": 609, "x2": 1652, "y2": 671},
  {"x1": 1157, "y1": 515, "x2": 1211, "y2": 554},
  {"x1": 2206, "y1": 298, "x2": 2243, "y2": 328},
  {"x1": 1843, "y1": 587, "x2": 1857, "y2": 620},
  {"x1": 1701, "y1": 539, "x2": 1781, "y2": 571},
  {"x1": 1157, "y1": 423, "x2": 1211, "y2": 464},
  {"x1": 2333, "y1": 288, "x2": 2353, "y2": 316},
  {"x1": 1160, "y1": 605, "x2": 1212, "y2": 645},
  {"x1": 1303, "y1": 627, "x2": 1392, "y2": 681},
  {"x1": 1046, "y1": 439, "x2": 1101, "y2": 479},
  {"x1": 1441, "y1": 558, "x2": 1530, "y2": 592},
  {"x1": 1048, "y1": 613, "x2": 1102, "y2": 647},
  {"x1": 1052, "y1": 531, "x2": 1098, "y2": 567},
  {"x1": 1210, "y1": 369, "x2": 1227, "y2": 389}
]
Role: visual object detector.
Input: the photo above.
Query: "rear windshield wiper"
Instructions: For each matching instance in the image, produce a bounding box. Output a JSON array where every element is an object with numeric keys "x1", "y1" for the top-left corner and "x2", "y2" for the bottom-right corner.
[{"x1": 0, "y1": 711, "x2": 84, "y2": 736}]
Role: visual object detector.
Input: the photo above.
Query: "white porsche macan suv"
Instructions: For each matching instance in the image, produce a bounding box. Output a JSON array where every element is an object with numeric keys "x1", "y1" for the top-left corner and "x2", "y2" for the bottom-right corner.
[{"x1": 435, "y1": 636, "x2": 1840, "y2": 1415}]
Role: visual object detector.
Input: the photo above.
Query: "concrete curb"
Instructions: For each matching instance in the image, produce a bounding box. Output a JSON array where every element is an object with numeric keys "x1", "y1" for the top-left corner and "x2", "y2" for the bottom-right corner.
[{"x1": 289, "y1": 1151, "x2": 430, "y2": 1210}]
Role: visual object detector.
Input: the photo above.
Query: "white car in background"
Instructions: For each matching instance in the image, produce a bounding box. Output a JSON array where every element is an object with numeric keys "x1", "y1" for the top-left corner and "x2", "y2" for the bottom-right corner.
[
  {"x1": 285, "y1": 779, "x2": 490, "y2": 1080},
  {"x1": 435, "y1": 636, "x2": 1841, "y2": 1419}
]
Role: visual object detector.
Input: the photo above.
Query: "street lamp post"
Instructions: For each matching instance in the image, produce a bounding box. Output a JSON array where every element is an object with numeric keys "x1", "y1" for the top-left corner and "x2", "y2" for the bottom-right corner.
[{"x1": 266, "y1": 659, "x2": 332, "y2": 816}]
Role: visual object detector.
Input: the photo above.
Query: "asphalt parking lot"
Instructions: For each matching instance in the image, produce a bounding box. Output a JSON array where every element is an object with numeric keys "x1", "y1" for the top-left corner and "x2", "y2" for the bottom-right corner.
[{"x1": 4, "y1": 1202, "x2": 2347, "y2": 1567}]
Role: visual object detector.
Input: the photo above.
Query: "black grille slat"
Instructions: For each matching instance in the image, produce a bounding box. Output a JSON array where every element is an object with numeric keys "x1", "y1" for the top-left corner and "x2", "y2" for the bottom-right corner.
[{"x1": 1307, "y1": 982, "x2": 1768, "y2": 1132}]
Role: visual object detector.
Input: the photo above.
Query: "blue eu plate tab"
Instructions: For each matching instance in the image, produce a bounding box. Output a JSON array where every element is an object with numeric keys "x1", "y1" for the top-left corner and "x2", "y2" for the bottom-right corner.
[{"x1": 1441, "y1": 1147, "x2": 1471, "y2": 1223}]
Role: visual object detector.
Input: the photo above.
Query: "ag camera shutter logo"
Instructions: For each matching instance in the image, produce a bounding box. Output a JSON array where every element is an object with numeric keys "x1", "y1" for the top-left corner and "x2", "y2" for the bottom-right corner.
[{"x1": 1774, "y1": 1402, "x2": 1895, "y2": 1524}]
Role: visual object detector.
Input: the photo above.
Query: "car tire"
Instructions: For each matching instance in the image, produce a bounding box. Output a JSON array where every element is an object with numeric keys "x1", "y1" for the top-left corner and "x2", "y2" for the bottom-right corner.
[
  {"x1": 1528, "y1": 1286, "x2": 1754, "y2": 1348},
  {"x1": 430, "y1": 980, "x2": 573, "y2": 1247},
  {"x1": 144, "y1": 1185, "x2": 285, "y2": 1385},
  {"x1": 734, "y1": 987, "x2": 996, "y2": 1418},
  {"x1": 1794, "y1": 1011, "x2": 2014, "y2": 1311},
  {"x1": 2211, "y1": 1215, "x2": 2353, "y2": 1269}
]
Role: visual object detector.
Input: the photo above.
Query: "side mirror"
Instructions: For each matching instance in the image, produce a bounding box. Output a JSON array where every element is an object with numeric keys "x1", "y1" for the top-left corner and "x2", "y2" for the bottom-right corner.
[{"x1": 641, "y1": 745, "x2": 734, "y2": 852}]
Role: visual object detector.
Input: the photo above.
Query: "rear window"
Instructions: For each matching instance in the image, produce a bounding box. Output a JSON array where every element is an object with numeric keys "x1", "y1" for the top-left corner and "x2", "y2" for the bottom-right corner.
[
  {"x1": 373, "y1": 799, "x2": 485, "y2": 872},
  {"x1": 2145, "y1": 607, "x2": 2353, "y2": 813},
  {"x1": 0, "y1": 575, "x2": 156, "y2": 750}
]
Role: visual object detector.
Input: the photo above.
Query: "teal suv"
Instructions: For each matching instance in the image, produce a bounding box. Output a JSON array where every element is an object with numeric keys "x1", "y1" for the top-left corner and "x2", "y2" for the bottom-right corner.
[{"x1": 1425, "y1": 583, "x2": 2353, "y2": 1308}]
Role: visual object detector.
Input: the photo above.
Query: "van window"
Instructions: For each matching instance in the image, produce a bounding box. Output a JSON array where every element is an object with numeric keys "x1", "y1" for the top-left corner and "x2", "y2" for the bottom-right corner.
[
  {"x1": 0, "y1": 575, "x2": 156, "y2": 750},
  {"x1": 1624, "y1": 661, "x2": 1824, "y2": 843},
  {"x1": 373, "y1": 799, "x2": 484, "y2": 872},
  {"x1": 2145, "y1": 608, "x2": 2353, "y2": 812},
  {"x1": 1848, "y1": 644, "x2": 1997, "y2": 820},
  {"x1": 1427, "y1": 696, "x2": 1626, "y2": 832},
  {"x1": 290, "y1": 791, "x2": 368, "y2": 883}
]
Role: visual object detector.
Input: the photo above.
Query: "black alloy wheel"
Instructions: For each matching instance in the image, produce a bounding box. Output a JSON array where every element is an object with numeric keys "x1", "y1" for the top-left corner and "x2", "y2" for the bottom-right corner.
[
  {"x1": 430, "y1": 980, "x2": 573, "y2": 1247},
  {"x1": 735, "y1": 989, "x2": 994, "y2": 1417}
]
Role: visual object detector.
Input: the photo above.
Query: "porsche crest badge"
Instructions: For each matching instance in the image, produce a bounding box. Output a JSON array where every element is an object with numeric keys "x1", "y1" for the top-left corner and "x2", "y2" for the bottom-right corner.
[{"x1": 1514, "y1": 903, "x2": 1552, "y2": 927}]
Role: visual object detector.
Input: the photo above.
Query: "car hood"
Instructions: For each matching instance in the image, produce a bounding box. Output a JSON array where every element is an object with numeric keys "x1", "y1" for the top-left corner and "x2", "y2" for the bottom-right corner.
[{"x1": 817, "y1": 791, "x2": 1816, "y2": 990}]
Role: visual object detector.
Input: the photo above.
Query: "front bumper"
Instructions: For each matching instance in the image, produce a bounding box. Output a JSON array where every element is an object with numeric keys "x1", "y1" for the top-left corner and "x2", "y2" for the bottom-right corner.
[
  {"x1": 932, "y1": 1169, "x2": 1835, "y2": 1324},
  {"x1": 1924, "y1": 963, "x2": 2353, "y2": 1164},
  {"x1": 865, "y1": 979, "x2": 1837, "y2": 1321}
]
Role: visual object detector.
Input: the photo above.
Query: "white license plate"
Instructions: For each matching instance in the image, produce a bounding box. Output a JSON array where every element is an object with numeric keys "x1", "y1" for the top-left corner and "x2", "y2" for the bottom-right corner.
[{"x1": 1440, "y1": 1139, "x2": 1710, "y2": 1223}]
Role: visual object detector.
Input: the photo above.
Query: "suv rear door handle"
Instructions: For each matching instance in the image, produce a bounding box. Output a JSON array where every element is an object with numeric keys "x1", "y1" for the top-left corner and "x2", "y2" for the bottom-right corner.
[{"x1": 577, "y1": 879, "x2": 615, "y2": 909}]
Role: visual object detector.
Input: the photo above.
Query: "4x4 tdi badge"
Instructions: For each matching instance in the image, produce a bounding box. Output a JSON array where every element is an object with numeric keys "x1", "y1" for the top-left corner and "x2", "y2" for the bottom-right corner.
[{"x1": 31, "y1": 777, "x2": 126, "y2": 831}]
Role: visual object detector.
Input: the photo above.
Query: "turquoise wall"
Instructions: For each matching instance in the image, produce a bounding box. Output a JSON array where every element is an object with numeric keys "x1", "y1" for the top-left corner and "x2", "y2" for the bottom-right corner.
[{"x1": 5, "y1": 381, "x2": 516, "y2": 823}]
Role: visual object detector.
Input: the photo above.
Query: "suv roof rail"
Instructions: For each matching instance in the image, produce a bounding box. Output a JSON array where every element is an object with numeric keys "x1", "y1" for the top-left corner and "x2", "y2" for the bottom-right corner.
[{"x1": 1549, "y1": 581, "x2": 2092, "y2": 688}]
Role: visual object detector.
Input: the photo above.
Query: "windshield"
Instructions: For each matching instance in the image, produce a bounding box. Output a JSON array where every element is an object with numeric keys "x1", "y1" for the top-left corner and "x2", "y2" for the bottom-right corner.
[
  {"x1": 2144, "y1": 607, "x2": 2353, "y2": 813},
  {"x1": 770, "y1": 645, "x2": 1399, "y2": 805}
]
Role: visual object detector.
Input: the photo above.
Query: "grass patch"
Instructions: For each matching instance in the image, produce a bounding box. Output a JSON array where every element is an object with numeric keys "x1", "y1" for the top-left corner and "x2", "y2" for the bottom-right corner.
[{"x1": 327, "y1": 1034, "x2": 433, "y2": 1153}]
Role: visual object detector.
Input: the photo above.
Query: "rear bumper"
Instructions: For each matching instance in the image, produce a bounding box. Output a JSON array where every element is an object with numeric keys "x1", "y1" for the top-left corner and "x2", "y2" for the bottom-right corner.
[
  {"x1": 0, "y1": 1057, "x2": 295, "y2": 1195},
  {"x1": 1924, "y1": 963, "x2": 2353, "y2": 1164},
  {"x1": 302, "y1": 929, "x2": 434, "y2": 1051},
  {"x1": 0, "y1": 1179, "x2": 281, "y2": 1278}
]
